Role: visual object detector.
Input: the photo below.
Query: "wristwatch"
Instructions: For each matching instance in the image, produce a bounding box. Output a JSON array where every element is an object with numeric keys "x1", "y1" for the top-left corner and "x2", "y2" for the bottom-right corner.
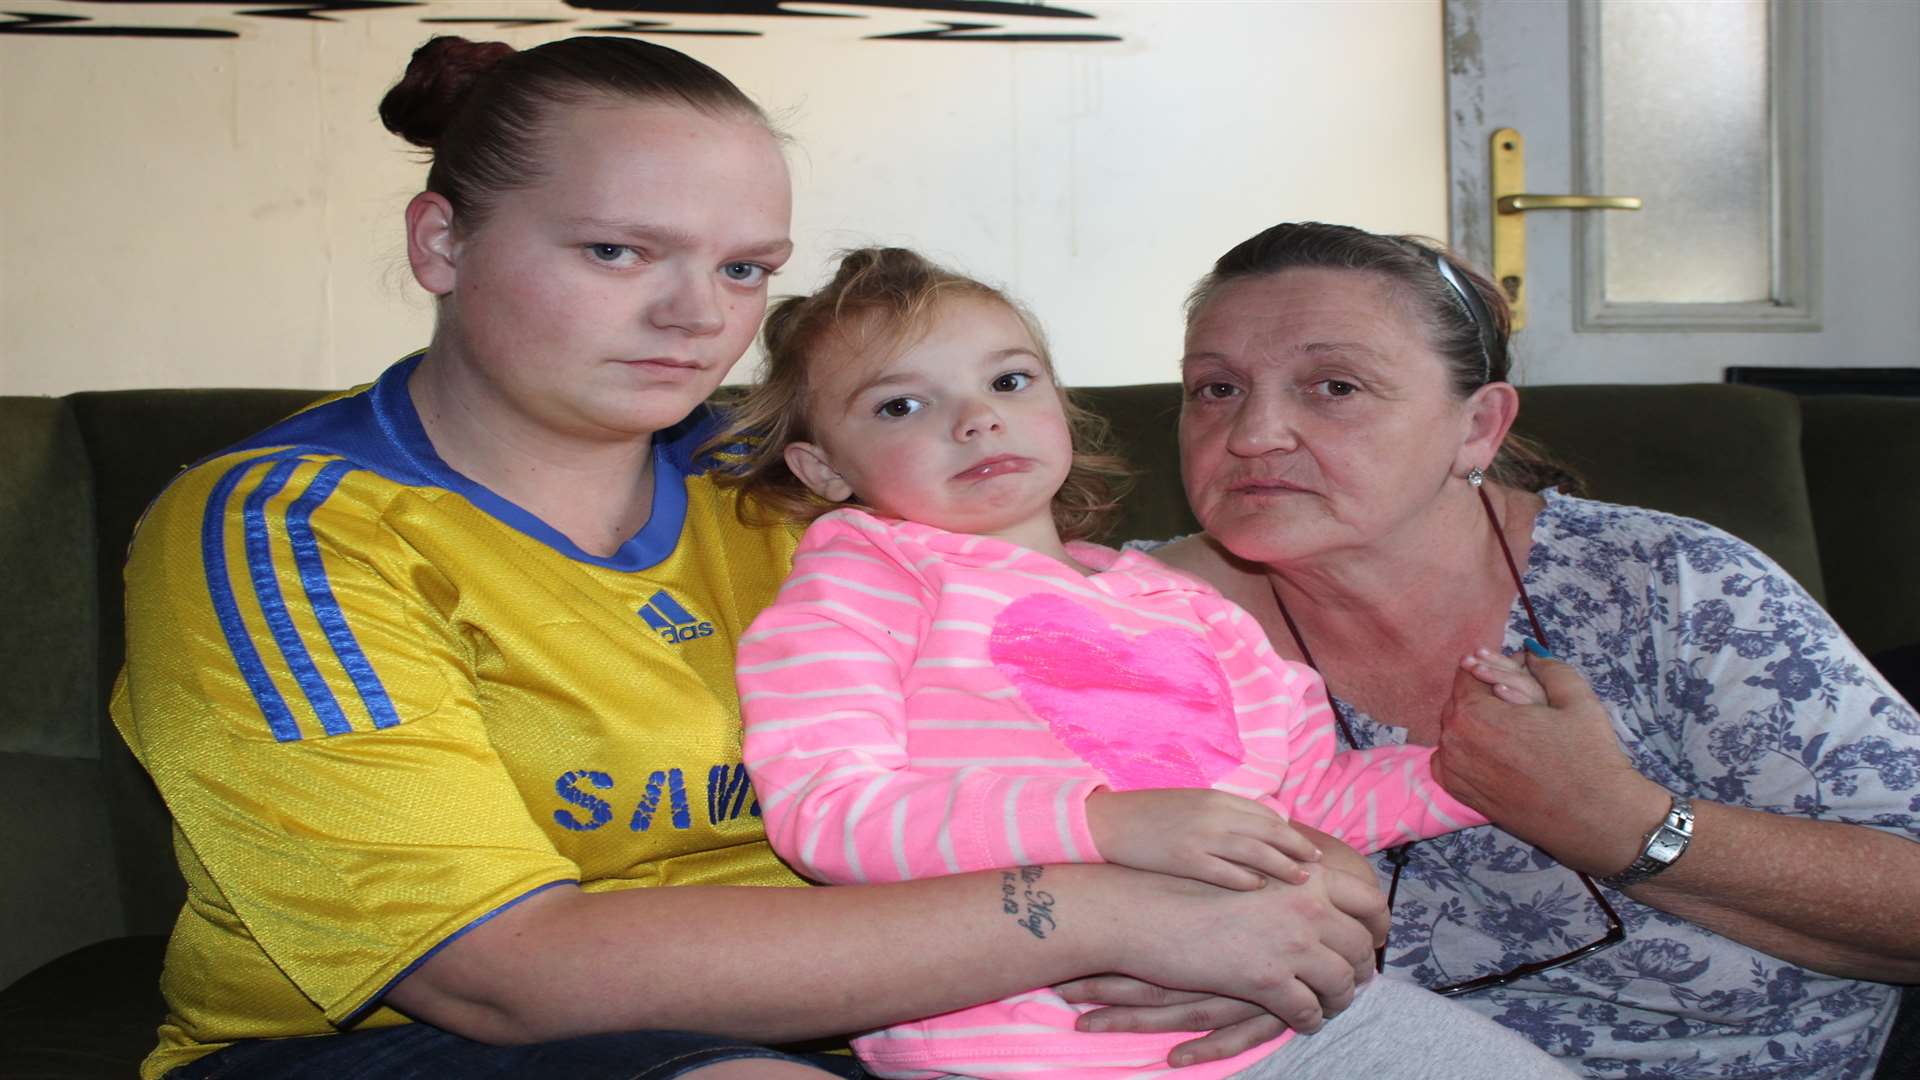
[{"x1": 1598, "y1": 793, "x2": 1695, "y2": 890}]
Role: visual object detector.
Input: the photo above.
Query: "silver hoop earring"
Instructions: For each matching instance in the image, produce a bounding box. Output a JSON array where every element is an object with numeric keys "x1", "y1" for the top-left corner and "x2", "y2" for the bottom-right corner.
[{"x1": 1467, "y1": 467, "x2": 1485, "y2": 488}]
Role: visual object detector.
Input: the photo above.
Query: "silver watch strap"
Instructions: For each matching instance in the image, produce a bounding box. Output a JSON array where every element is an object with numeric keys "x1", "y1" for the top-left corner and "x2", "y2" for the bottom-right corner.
[{"x1": 1598, "y1": 793, "x2": 1695, "y2": 890}]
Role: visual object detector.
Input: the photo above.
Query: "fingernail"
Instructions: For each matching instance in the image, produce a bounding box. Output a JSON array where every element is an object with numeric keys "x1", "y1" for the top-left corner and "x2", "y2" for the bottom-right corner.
[
  {"x1": 1522, "y1": 637, "x2": 1553, "y2": 659},
  {"x1": 1080, "y1": 1017, "x2": 1105, "y2": 1032}
]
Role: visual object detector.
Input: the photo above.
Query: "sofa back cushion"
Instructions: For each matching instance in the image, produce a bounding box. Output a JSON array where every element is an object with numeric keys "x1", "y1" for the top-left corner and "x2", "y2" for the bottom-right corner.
[
  {"x1": 1, "y1": 397, "x2": 99, "y2": 757},
  {"x1": 1513, "y1": 384, "x2": 1825, "y2": 602},
  {"x1": 1800, "y1": 394, "x2": 1920, "y2": 658},
  {"x1": 0, "y1": 397, "x2": 124, "y2": 987},
  {"x1": 1075, "y1": 384, "x2": 1198, "y2": 543}
]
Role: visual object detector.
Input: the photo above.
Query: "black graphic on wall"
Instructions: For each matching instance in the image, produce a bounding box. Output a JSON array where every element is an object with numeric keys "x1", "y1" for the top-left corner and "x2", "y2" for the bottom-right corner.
[
  {"x1": 2, "y1": 1, "x2": 1119, "y2": 42},
  {"x1": 865, "y1": 20, "x2": 1115, "y2": 43},
  {"x1": 0, "y1": 11, "x2": 239, "y2": 37},
  {"x1": 572, "y1": 1, "x2": 1091, "y2": 16}
]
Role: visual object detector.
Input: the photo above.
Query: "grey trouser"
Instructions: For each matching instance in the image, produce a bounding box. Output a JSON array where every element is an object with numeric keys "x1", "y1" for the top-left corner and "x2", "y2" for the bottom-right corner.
[{"x1": 1231, "y1": 977, "x2": 1577, "y2": 1079}]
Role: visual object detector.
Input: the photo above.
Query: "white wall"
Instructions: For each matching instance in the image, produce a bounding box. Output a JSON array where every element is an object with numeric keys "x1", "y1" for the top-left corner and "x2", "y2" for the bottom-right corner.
[{"x1": 0, "y1": 0, "x2": 1447, "y2": 395}]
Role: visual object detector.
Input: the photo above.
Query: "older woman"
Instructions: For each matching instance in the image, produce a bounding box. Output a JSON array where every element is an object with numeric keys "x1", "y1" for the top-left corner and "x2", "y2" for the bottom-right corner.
[{"x1": 1137, "y1": 223, "x2": 1920, "y2": 1078}]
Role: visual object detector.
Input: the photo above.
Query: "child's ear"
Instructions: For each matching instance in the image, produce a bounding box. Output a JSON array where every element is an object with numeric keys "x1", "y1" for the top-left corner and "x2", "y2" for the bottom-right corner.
[{"x1": 784, "y1": 441, "x2": 854, "y2": 503}]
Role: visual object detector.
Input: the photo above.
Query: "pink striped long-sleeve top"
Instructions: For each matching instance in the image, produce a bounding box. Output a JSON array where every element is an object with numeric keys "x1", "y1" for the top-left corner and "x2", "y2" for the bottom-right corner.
[{"x1": 738, "y1": 509, "x2": 1484, "y2": 1080}]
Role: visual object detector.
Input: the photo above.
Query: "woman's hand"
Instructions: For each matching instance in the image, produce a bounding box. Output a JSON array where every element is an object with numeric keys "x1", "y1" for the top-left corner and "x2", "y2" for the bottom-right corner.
[
  {"x1": 1434, "y1": 652, "x2": 1920, "y2": 982},
  {"x1": 1087, "y1": 788, "x2": 1321, "y2": 889},
  {"x1": 1433, "y1": 653, "x2": 1668, "y2": 875},
  {"x1": 1109, "y1": 861, "x2": 1386, "y2": 1038},
  {"x1": 1059, "y1": 978, "x2": 1279, "y2": 1066},
  {"x1": 1064, "y1": 827, "x2": 1386, "y2": 1065}
]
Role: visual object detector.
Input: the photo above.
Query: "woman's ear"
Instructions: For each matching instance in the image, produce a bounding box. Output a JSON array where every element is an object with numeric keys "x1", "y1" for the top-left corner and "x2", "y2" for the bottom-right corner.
[
  {"x1": 1458, "y1": 381, "x2": 1521, "y2": 475},
  {"x1": 784, "y1": 441, "x2": 854, "y2": 503},
  {"x1": 405, "y1": 191, "x2": 460, "y2": 296}
]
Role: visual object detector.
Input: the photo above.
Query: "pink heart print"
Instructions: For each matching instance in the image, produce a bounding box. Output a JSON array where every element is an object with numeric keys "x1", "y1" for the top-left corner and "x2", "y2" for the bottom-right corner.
[{"x1": 989, "y1": 592, "x2": 1242, "y2": 790}]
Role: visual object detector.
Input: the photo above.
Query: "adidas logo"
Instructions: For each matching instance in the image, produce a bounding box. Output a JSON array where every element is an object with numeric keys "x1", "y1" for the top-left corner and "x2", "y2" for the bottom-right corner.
[{"x1": 639, "y1": 589, "x2": 715, "y2": 644}]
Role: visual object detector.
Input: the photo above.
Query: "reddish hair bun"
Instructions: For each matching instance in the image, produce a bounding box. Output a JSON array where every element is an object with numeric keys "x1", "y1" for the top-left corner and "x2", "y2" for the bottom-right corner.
[{"x1": 378, "y1": 36, "x2": 516, "y2": 149}]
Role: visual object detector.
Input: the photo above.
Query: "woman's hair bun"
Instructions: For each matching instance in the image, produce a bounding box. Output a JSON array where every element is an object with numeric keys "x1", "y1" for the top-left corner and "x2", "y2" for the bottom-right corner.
[{"x1": 378, "y1": 36, "x2": 517, "y2": 149}]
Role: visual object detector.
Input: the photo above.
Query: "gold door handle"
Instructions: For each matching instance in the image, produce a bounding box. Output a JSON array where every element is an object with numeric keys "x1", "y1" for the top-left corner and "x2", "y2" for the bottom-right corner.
[
  {"x1": 1489, "y1": 128, "x2": 1643, "y2": 330},
  {"x1": 1497, "y1": 194, "x2": 1642, "y2": 213}
]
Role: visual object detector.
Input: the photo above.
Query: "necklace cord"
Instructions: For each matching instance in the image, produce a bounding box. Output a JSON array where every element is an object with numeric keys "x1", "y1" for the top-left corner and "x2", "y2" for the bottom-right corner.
[{"x1": 1481, "y1": 484, "x2": 1549, "y2": 651}]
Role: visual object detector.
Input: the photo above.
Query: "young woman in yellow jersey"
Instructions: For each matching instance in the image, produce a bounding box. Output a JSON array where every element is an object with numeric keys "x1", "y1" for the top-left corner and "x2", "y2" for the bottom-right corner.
[{"x1": 114, "y1": 36, "x2": 1389, "y2": 1079}]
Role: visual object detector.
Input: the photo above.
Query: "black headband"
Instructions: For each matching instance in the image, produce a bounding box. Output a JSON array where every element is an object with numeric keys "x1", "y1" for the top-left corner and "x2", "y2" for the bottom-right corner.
[{"x1": 1434, "y1": 254, "x2": 1497, "y2": 384}]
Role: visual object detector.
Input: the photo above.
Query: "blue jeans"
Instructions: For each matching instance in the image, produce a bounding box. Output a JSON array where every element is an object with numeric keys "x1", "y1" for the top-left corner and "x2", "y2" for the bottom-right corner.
[{"x1": 166, "y1": 1024, "x2": 869, "y2": 1080}]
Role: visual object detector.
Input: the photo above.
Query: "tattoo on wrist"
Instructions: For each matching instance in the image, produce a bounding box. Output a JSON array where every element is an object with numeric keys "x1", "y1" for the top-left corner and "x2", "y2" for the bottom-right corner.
[{"x1": 1000, "y1": 866, "x2": 1057, "y2": 940}]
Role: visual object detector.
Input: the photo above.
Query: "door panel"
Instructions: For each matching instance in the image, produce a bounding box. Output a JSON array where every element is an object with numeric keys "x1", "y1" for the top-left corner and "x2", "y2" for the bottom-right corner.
[{"x1": 1444, "y1": 0, "x2": 1920, "y2": 385}]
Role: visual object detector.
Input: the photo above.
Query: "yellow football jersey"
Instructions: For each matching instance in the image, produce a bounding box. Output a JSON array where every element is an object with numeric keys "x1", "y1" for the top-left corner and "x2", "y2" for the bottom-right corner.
[{"x1": 110, "y1": 355, "x2": 804, "y2": 1078}]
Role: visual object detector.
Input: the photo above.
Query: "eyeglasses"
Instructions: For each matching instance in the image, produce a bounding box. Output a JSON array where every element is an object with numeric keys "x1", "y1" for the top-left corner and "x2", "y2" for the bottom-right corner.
[
  {"x1": 1375, "y1": 839, "x2": 1624, "y2": 996},
  {"x1": 1279, "y1": 479, "x2": 1625, "y2": 995}
]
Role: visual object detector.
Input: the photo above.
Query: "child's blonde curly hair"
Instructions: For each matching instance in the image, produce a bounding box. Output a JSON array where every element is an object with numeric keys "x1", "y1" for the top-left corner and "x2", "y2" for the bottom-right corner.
[{"x1": 707, "y1": 247, "x2": 1130, "y2": 542}]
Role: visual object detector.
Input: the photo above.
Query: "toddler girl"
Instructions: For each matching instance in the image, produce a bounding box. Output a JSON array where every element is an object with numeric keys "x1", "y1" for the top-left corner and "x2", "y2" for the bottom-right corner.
[{"x1": 719, "y1": 248, "x2": 1571, "y2": 1080}]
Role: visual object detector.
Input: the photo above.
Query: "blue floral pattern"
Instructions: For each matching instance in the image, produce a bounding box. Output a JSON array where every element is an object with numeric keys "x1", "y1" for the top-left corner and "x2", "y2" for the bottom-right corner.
[{"x1": 1342, "y1": 492, "x2": 1917, "y2": 1078}]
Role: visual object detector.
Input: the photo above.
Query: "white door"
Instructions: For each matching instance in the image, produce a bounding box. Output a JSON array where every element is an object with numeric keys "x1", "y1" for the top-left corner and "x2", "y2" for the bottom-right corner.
[{"x1": 1444, "y1": 0, "x2": 1920, "y2": 386}]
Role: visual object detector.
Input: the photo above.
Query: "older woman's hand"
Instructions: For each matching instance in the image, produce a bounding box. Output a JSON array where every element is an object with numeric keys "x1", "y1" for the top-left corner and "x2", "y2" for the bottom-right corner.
[{"x1": 1433, "y1": 653, "x2": 1671, "y2": 877}]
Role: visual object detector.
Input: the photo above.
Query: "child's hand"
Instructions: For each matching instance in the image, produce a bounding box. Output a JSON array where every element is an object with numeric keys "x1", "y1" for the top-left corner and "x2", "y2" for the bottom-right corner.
[
  {"x1": 1086, "y1": 788, "x2": 1321, "y2": 890},
  {"x1": 1290, "y1": 822, "x2": 1373, "y2": 883},
  {"x1": 1460, "y1": 645, "x2": 1550, "y2": 706}
]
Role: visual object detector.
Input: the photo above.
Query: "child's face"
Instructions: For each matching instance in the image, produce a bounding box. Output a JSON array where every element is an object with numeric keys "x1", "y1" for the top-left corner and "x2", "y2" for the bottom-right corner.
[{"x1": 785, "y1": 294, "x2": 1075, "y2": 550}]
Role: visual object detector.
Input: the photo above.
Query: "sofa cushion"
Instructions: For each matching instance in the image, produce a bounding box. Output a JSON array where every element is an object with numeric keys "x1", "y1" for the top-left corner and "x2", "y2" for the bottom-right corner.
[
  {"x1": 0, "y1": 397, "x2": 98, "y2": 758},
  {"x1": 0, "y1": 751, "x2": 123, "y2": 992},
  {"x1": 1799, "y1": 394, "x2": 1920, "y2": 659},
  {"x1": 0, "y1": 935, "x2": 167, "y2": 1079},
  {"x1": 0, "y1": 398, "x2": 122, "y2": 988},
  {"x1": 1074, "y1": 384, "x2": 1196, "y2": 543},
  {"x1": 1513, "y1": 384, "x2": 1826, "y2": 603}
]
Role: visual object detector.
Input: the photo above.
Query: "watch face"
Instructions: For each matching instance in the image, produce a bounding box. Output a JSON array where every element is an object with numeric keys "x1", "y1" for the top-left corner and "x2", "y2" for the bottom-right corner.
[{"x1": 1646, "y1": 826, "x2": 1688, "y2": 863}]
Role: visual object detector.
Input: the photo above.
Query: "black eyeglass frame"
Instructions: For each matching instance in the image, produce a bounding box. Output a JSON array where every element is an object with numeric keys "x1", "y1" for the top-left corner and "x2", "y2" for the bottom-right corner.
[{"x1": 1375, "y1": 835, "x2": 1624, "y2": 996}]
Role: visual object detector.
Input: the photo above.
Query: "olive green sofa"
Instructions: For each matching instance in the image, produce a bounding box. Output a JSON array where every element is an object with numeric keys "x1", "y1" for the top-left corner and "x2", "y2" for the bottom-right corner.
[{"x1": 3, "y1": 383, "x2": 1916, "y2": 1077}]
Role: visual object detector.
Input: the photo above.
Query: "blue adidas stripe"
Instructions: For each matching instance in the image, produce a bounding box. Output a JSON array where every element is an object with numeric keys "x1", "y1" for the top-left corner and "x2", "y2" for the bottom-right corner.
[
  {"x1": 285, "y1": 459, "x2": 401, "y2": 730},
  {"x1": 243, "y1": 458, "x2": 354, "y2": 737},
  {"x1": 202, "y1": 452, "x2": 303, "y2": 742},
  {"x1": 649, "y1": 590, "x2": 697, "y2": 625},
  {"x1": 639, "y1": 602, "x2": 674, "y2": 633},
  {"x1": 204, "y1": 454, "x2": 403, "y2": 741}
]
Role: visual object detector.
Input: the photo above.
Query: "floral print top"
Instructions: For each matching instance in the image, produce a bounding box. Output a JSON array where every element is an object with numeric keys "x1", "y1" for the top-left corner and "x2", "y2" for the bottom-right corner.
[{"x1": 1344, "y1": 491, "x2": 1917, "y2": 1079}]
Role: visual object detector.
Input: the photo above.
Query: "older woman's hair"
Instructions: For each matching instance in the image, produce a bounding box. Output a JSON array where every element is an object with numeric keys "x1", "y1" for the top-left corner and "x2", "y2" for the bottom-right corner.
[
  {"x1": 711, "y1": 247, "x2": 1132, "y2": 540},
  {"x1": 1186, "y1": 222, "x2": 1581, "y2": 495}
]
